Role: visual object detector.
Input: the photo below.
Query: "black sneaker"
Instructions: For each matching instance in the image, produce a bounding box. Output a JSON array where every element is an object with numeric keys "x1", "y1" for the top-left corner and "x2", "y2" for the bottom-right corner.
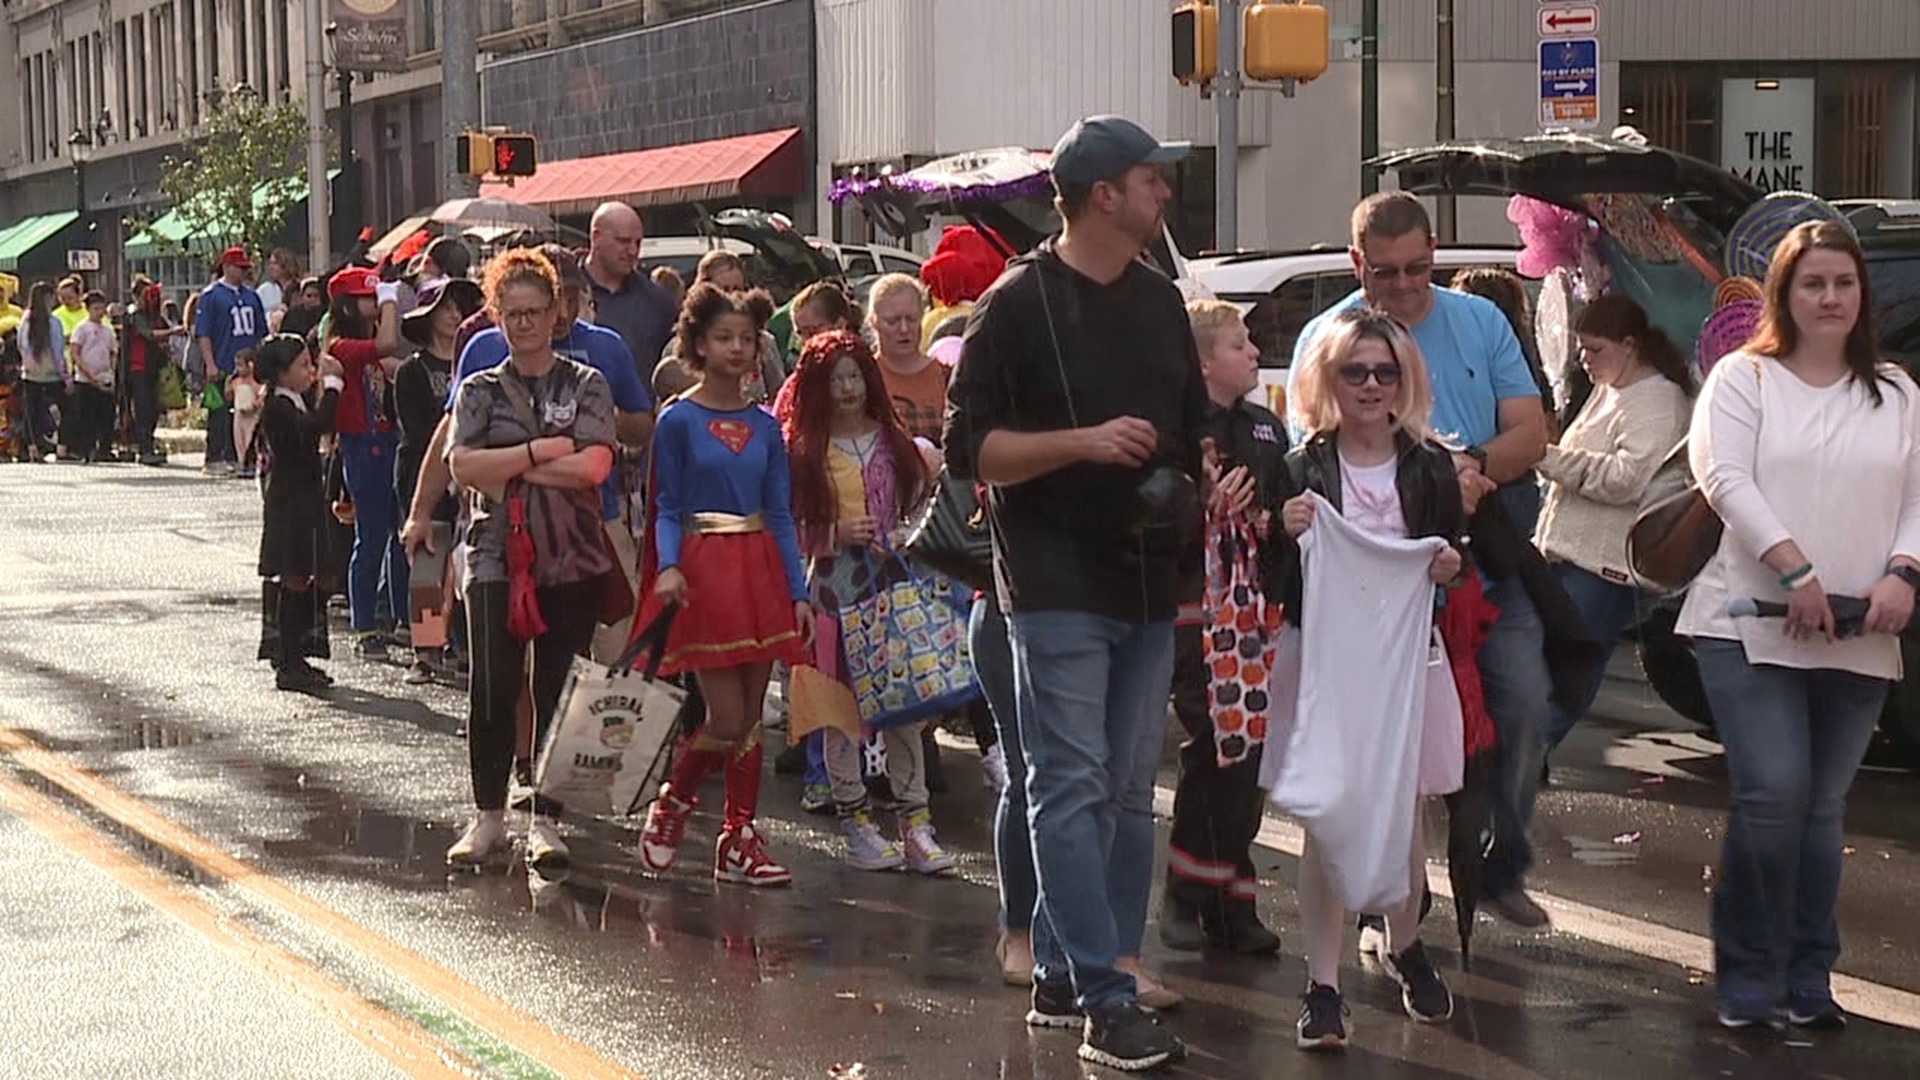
[
  {"x1": 1787, "y1": 991, "x2": 1847, "y2": 1031},
  {"x1": 1079, "y1": 1002, "x2": 1186, "y2": 1072},
  {"x1": 1484, "y1": 890, "x2": 1550, "y2": 930},
  {"x1": 275, "y1": 665, "x2": 331, "y2": 696},
  {"x1": 1383, "y1": 940, "x2": 1453, "y2": 1022},
  {"x1": 1157, "y1": 897, "x2": 1207, "y2": 952},
  {"x1": 1208, "y1": 907, "x2": 1282, "y2": 956},
  {"x1": 1025, "y1": 978, "x2": 1082, "y2": 1029},
  {"x1": 1296, "y1": 982, "x2": 1348, "y2": 1051}
]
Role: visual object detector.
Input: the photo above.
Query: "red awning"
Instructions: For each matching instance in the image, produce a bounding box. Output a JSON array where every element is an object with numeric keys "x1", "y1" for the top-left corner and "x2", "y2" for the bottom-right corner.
[{"x1": 481, "y1": 128, "x2": 805, "y2": 216}]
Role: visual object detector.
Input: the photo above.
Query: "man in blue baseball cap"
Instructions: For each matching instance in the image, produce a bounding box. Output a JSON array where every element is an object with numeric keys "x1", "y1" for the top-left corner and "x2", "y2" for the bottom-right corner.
[{"x1": 947, "y1": 115, "x2": 1203, "y2": 1072}]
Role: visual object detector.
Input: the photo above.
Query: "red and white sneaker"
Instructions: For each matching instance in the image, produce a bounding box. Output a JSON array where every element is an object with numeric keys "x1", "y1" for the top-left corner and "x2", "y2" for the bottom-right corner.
[
  {"x1": 639, "y1": 787, "x2": 695, "y2": 872},
  {"x1": 715, "y1": 824, "x2": 792, "y2": 887}
]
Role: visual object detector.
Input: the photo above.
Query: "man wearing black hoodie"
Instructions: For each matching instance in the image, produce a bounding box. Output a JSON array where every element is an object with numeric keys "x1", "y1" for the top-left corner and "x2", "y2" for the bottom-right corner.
[{"x1": 947, "y1": 116, "x2": 1206, "y2": 1073}]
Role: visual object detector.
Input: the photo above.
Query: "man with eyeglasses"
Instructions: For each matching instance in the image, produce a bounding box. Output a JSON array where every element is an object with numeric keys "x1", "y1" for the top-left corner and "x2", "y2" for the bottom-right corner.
[{"x1": 1290, "y1": 193, "x2": 1554, "y2": 932}]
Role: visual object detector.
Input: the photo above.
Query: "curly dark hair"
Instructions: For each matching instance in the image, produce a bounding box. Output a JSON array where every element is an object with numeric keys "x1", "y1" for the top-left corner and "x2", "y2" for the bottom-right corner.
[
  {"x1": 673, "y1": 282, "x2": 774, "y2": 370},
  {"x1": 253, "y1": 333, "x2": 310, "y2": 389}
]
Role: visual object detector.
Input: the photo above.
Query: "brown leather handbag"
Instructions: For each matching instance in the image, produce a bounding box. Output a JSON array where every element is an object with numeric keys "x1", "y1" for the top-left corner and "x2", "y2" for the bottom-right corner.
[{"x1": 1627, "y1": 439, "x2": 1722, "y2": 594}]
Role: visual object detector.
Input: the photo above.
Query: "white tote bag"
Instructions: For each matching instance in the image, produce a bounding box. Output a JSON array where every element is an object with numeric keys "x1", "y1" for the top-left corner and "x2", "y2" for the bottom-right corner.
[{"x1": 534, "y1": 610, "x2": 683, "y2": 817}]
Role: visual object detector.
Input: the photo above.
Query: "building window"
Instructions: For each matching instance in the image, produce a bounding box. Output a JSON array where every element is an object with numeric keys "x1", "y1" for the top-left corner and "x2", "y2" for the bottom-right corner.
[
  {"x1": 414, "y1": 0, "x2": 439, "y2": 53},
  {"x1": 1620, "y1": 64, "x2": 1722, "y2": 164}
]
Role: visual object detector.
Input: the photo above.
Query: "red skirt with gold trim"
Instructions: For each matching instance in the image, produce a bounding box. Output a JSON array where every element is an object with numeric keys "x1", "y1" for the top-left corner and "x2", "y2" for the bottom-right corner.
[{"x1": 635, "y1": 531, "x2": 805, "y2": 676}]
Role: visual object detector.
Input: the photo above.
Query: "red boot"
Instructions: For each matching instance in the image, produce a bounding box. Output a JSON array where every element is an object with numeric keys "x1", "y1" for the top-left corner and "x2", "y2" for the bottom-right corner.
[
  {"x1": 638, "y1": 734, "x2": 726, "y2": 872},
  {"x1": 715, "y1": 738, "x2": 791, "y2": 887}
]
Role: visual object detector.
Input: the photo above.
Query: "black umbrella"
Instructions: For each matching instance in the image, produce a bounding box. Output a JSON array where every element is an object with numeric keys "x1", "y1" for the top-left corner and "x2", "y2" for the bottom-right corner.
[{"x1": 1444, "y1": 752, "x2": 1497, "y2": 970}]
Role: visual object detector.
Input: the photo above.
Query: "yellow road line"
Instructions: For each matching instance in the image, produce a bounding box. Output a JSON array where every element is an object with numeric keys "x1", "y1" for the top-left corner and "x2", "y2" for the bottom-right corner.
[
  {"x1": 0, "y1": 770, "x2": 472, "y2": 1080},
  {"x1": 0, "y1": 727, "x2": 638, "y2": 1079}
]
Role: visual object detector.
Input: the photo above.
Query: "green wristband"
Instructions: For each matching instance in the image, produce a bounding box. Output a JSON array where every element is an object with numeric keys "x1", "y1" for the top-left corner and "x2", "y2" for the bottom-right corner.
[{"x1": 1779, "y1": 563, "x2": 1815, "y2": 590}]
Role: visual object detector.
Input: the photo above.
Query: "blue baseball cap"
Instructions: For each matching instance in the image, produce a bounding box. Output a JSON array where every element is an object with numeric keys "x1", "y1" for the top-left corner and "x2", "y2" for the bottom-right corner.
[{"x1": 1050, "y1": 116, "x2": 1191, "y2": 197}]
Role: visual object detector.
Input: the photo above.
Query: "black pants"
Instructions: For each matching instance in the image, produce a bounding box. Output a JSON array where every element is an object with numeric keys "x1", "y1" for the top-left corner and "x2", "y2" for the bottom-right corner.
[
  {"x1": 67, "y1": 384, "x2": 114, "y2": 460},
  {"x1": 129, "y1": 365, "x2": 160, "y2": 454},
  {"x1": 20, "y1": 380, "x2": 59, "y2": 457},
  {"x1": 467, "y1": 578, "x2": 601, "y2": 813},
  {"x1": 1166, "y1": 621, "x2": 1267, "y2": 919}
]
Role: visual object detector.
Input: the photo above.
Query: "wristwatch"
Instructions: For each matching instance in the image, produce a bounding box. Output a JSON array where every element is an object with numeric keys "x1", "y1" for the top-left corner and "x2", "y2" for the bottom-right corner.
[
  {"x1": 1889, "y1": 564, "x2": 1920, "y2": 592},
  {"x1": 1463, "y1": 445, "x2": 1489, "y2": 471}
]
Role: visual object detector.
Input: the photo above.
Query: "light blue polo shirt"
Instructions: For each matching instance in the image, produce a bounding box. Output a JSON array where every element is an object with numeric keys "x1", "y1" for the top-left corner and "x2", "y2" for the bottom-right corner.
[{"x1": 1289, "y1": 286, "x2": 1534, "y2": 449}]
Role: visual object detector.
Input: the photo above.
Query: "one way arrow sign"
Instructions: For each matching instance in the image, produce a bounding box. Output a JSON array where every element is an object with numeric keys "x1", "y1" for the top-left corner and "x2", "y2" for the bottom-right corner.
[{"x1": 1539, "y1": 4, "x2": 1598, "y2": 37}]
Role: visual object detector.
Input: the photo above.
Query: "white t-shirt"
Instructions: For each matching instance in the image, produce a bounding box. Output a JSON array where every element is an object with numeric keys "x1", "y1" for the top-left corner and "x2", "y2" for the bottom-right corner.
[
  {"x1": 1338, "y1": 453, "x2": 1407, "y2": 539},
  {"x1": 70, "y1": 319, "x2": 115, "y2": 386}
]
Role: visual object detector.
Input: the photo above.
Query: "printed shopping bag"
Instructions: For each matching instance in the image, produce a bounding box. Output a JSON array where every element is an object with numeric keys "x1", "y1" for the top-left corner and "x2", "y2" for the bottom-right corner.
[
  {"x1": 1205, "y1": 515, "x2": 1285, "y2": 768},
  {"x1": 837, "y1": 550, "x2": 979, "y2": 729},
  {"x1": 534, "y1": 608, "x2": 683, "y2": 817}
]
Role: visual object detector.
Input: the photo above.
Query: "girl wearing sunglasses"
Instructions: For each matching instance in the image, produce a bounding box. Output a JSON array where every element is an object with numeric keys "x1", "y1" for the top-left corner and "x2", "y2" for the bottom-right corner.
[{"x1": 1277, "y1": 308, "x2": 1467, "y2": 1048}]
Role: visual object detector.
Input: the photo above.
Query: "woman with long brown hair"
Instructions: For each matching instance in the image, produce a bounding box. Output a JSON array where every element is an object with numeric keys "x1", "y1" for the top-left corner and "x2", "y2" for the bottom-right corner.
[
  {"x1": 782, "y1": 329, "x2": 955, "y2": 872},
  {"x1": 1535, "y1": 294, "x2": 1693, "y2": 754},
  {"x1": 1678, "y1": 221, "x2": 1920, "y2": 1030}
]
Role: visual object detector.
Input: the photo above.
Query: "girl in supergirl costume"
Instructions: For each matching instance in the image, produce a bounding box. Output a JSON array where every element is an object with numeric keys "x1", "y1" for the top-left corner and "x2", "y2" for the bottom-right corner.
[
  {"x1": 783, "y1": 330, "x2": 958, "y2": 873},
  {"x1": 254, "y1": 333, "x2": 346, "y2": 695},
  {"x1": 636, "y1": 284, "x2": 813, "y2": 887}
]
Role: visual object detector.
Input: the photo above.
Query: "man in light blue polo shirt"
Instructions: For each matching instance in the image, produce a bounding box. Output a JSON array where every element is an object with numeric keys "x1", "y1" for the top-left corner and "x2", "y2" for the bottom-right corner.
[{"x1": 1291, "y1": 193, "x2": 1554, "y2": 932}]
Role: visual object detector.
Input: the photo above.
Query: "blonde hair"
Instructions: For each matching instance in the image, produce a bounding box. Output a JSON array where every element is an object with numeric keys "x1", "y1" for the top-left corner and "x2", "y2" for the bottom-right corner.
[
  {"x1": 1186, "y1": 299, "x2": 1245, "y2": 357},
  {"x1": 866, "y1": 273, "x2": 926, "y2": 319},
  {"x1": 1289, "y1": 309, "x2": 1436, "y2": 444}
]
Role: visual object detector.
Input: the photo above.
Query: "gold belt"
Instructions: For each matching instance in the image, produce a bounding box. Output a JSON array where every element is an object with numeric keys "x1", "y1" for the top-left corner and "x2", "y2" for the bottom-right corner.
[{"x1": 688, "y1": 512, "x2": 766, "y2": 535}]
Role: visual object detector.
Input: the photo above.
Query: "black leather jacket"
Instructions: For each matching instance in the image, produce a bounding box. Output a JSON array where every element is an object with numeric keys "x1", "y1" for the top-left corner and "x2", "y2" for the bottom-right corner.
[
  {"x1": 1280, "y1": 431, "x2": 1465, "y2": 621},
  {"x1": 1181, "y1": 396, "x2": 1293, "y2": 603}
]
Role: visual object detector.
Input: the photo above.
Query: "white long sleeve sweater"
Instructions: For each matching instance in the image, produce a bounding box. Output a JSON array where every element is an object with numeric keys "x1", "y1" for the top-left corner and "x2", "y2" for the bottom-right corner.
[
  {"x1": 1534, "y1": 374, "x2": 1691, "y2": 583},
  {"x1": 1677, "y1": 351, "x2": 1920, "y2": 679}
]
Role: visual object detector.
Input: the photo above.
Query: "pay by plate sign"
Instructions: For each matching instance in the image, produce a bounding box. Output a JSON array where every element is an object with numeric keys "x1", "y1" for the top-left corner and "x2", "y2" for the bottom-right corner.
[{"x1": 1538, "y1": 37, "x2": 1599, "y2": 130}]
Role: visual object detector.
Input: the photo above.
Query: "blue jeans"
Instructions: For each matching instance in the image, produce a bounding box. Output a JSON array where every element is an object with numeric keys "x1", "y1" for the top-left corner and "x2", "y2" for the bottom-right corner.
[
  {"x1": 1543, "y1": 563, "x2": 1641, "y2": 749},
  {"x1": 1693, "y1": 639, "x2": 1886, "y2": 1008},
  {"x1": 340, "y1": 430, "x2": 409, "y2": 632},
  {"x1": 1008, "y1": 609, "x2": 1174, "y2": 1010},
  {"x1": 1481, "y1": 483, "x2": 1553, "y2": 898},
  {"x1": 970, "y1": 596, "x2": 1037, "y2": 935}
]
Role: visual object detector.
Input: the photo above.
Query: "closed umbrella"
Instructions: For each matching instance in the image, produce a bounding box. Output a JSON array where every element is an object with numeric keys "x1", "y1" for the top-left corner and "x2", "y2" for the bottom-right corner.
[{"x1": 1437, "y1": 566, "x2": 1500, "y2": 970}]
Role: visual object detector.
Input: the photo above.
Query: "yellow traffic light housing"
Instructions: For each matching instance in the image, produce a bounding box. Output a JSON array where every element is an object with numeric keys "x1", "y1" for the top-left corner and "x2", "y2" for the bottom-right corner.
[
  {"x1": 455, "y1": 131, "x2": 539, "y2": 178},
  {"x1": 1244, "y1": 1, "x2": 1329, "y2": 83},
  {"x1": 1172, "y1": 2, "x2": 1219, "y2": 86},
  {"x1": 457, "y1": 132, "x2": 491, "y2": 177}
]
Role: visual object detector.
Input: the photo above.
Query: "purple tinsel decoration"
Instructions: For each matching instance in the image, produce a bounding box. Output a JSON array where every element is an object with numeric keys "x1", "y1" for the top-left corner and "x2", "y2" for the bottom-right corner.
[{"x1": 829, "y1": 169, "x2": 1055, "y2": 206}]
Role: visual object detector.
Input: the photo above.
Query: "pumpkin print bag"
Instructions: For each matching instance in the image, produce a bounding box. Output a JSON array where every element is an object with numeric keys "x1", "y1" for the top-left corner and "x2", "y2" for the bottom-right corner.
[{"x1": 1205, "y1": 514, "x2": 1285, "y2": 767}]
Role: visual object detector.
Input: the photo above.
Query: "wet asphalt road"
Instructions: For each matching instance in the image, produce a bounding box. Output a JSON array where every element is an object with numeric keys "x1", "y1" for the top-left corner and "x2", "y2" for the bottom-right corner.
[{"x1": 1, "y1": 458, "x2": 1916, "y2": 1080}]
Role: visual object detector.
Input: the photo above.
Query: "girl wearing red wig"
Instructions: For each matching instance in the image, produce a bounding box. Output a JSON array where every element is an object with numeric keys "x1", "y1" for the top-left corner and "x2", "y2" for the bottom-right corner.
[{"x1": 784, "y1": 330, "x2": 956, "y2": 873}]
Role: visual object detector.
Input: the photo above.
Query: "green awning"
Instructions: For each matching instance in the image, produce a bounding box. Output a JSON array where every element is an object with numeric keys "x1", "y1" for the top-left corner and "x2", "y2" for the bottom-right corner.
[
  {"x1": 0, "y1": 211, "x2": 79, "y2": 271},
  {"x1": 126, "y1": 171, "x2": 338, "y2": 261}
]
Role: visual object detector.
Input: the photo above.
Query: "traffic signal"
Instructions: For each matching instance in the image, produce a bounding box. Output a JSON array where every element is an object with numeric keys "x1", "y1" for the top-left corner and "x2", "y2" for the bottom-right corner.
[
  {"x1": 491, "y1": 134, "x2": 537, "y2": 177},
  {"x1": 1172, "y1": 2, "x2": 1218, "y2": 86},
  {"x1": 455, "y1": 132, "x2": 539, "y2": 178},
  {"x1": 1244, "y1": 1, "x2": 1329, "y2": 83}
]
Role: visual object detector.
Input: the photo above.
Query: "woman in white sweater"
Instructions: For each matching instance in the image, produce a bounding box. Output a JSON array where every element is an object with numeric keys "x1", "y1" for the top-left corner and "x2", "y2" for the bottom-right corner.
[
  {"x1": 1534, "y1": 295, "x2": 1693, "y2": 752},
  {"x1": 1679, "y1": 221, "x2": 1920, "y2": 1031}
]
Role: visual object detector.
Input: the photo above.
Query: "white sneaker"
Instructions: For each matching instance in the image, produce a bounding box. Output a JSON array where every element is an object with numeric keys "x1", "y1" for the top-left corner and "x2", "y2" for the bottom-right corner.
[
  {"x1": 900, "y1": 808, "x2": 957, "y2": 875},
  {"x1": 446, "y1": 811, "x2": 509, "y2": 866},
  {"x1": 1357, "y1": 920, "x2": 1387, "y2": 960},
  {"x1": 526, "y1": 816, "x2": 570, "y2": 869},
  {"x1": 840, "y1": 809, "x2": 905, "y2": 871},
  {"x1": 981, "y1": 743, "x2": 1010, "y2": 794}
]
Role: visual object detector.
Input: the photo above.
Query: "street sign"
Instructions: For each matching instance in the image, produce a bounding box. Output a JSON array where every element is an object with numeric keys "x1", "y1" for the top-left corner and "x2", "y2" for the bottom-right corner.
[
  {"x1": 1539, "y1": 37, "x2": 1599, "y2": 130},
  {"x1": 66, "y1": 249, "x2": 100, "y2": 272},
  {"x1": 1538, "y1": 4, "x2": 1597, "y2": 37}
]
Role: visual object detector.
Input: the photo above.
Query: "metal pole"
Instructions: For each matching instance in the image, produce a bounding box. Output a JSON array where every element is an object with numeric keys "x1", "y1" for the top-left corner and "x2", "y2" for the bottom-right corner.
[
  {"x1": 441, "y1": 0, "x2": 479, "y2": 200},
  {"x1": 305, "y1": 0, "x2": 330, "y2": 271},
  {"x1": 1360, "y1": 0, "x2": 1379, "y2": 196},
  {"x1": 1435, "y1": 0, "x2": 1457, "y2": 241},
  {"x1": 337, "y1": 66, "x2": 358, "y2": 258},
  {"x1": 1215, "y1": 0, "x2": 1242, "y2": 250}
]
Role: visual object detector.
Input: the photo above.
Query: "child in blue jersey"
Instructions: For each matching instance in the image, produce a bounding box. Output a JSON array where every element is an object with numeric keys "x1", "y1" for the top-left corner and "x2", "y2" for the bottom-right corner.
[{"x1": 635, "y1": 283, "x2": 812, "y2": 888}]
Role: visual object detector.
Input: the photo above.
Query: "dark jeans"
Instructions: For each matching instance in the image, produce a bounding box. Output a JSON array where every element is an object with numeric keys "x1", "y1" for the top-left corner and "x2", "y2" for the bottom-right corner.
[
  {"x1": 1480, "y1": 482, "x2": 1553, "y2": 899},
  {"x1": 1544, "y1": 563, "x2": 1640, "y2": 749},
  {"x1": 129, "y1": 365, "x2": 160, "y2": 454},
  {"x1": 1693, "y1": 639, "x2": 1886, "y2": 1009},
  {"x1": 67, "y1": 384, "x2": 115, "y2": 460},
  {"x1": 1166, "y1": 621, "x2": 1266, "y2": 918},
  {"x1": 20, "y1": 380, "x2": 59, "y2": 457},
  {"x1": 969, "y1": 596, "x2": 1037, "y2": 934},
  {"x1": 207, "y1": 403, "x2": 236, "y2": 463},
  {"x1": 466, "y1": 578, "x2": 601, "y2": 814}
]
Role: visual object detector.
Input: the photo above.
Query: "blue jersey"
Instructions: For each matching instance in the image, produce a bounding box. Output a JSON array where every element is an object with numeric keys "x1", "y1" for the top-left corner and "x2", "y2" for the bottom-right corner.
[
  {"x1": 1290, "y1": 286, "x2": 1534, "y2": 449},
  {"x1": 193, "y1": 281, "x2": 267, "y2": 374},
  {"x1": 450, "y1": 320, "x2": 654, "y2": 521}
]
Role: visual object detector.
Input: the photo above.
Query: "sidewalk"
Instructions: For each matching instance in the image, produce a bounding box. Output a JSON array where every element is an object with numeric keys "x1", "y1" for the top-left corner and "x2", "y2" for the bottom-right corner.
[{"x1": 155, "y1": 427, "x2": 206, "y2": 455}]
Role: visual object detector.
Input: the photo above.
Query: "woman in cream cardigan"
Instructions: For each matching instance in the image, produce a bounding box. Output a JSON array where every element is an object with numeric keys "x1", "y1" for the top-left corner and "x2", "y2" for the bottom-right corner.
[{"x1": 1534, "y1": 295, "x2": 1693, "y2": 752}]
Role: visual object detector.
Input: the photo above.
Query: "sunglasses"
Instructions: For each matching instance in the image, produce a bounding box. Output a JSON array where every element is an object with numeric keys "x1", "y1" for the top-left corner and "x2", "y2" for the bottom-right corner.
[{"x1": 1337, "y1": 363, "x2": 1402, "y2": 387}]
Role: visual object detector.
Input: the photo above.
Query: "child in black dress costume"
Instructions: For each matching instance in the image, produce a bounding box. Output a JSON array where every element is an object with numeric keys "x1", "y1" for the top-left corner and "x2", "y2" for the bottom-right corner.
[{"x1": 255, "y1": 333, "x2": 347, "y2": 694}]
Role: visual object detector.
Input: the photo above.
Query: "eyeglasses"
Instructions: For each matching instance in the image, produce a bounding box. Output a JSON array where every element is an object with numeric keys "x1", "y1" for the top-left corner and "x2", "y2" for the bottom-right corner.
[
  {"x1": 500, "y1": 306, "x2": 553, "y2": 325},
  {"x1": 1337, "y1": 363, "x2": 1402, "y2": 387}
]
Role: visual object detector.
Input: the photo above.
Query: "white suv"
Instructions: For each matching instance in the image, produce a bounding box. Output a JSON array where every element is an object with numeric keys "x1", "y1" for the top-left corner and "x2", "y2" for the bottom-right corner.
[{"x1": 1190, "y1": 245, "x2": 1524, "y2": 413}]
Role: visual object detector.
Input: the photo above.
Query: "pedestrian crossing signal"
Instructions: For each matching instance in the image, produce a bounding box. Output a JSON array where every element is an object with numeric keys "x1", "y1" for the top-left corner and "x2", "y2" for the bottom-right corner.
[
  {"x1": 492, "y1": 135, "x2": 537, "y2": 177},
  {"x1": 1172, "y1": 2, "x2": 1219, "y2": 86}
]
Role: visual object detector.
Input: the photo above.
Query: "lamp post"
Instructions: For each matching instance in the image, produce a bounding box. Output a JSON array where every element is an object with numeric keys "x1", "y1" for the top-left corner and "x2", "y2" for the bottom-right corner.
[
  {"x1": 67, "y1": 128, "x2": 91, "y2": 218},
  {"x1": 323, "y1": 22, "x2": 361, "y2": 261}
]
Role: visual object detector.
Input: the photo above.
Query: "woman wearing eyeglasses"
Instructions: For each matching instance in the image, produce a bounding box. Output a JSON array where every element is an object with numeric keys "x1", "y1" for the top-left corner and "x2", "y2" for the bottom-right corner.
[{"x1": 1277, "y1": 309, "x2": 1469, "y2": 1050}]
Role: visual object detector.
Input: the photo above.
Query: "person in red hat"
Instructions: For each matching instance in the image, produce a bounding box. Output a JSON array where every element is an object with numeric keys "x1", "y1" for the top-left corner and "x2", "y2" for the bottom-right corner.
[
  {"x1": 193, "y1": 246, "x2": 268, "y2": 476},
  {"x1": 321, "y1": 263, "x2": 409, "y2": 656}
]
